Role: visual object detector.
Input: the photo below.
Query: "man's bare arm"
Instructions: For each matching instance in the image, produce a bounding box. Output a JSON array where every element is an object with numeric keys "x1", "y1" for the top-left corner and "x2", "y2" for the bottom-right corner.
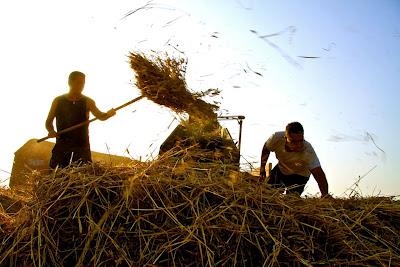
[
  {"x1": 87, "y1": 98, "x2": 116, "y2": 121},
  {"x1": 260, "y1": 144, "x2": 270, "y2": 178},
  {"x1": 310, "y1": 166, "x2": 329, "y2": 197},
  {"x1": 45, "y1": 98, "x2": 58, "y2": 137}
]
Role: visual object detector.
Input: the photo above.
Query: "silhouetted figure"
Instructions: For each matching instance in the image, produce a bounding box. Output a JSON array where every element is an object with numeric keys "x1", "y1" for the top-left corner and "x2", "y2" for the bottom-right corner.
[{"x1": 45, "y1": 71, "x2": 115, "y2": 168}]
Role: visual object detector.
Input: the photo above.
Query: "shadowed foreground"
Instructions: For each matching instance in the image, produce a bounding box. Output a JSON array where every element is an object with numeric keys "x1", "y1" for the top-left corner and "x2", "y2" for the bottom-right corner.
[{"x1": 1, "y1": 153, "x2": 399, "y2": 266}]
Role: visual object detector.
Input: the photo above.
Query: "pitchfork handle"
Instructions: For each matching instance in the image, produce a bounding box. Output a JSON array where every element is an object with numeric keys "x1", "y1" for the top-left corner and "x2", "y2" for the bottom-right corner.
[{"x1": 37, "y1": 95, "x2": 145, "y2": 143}]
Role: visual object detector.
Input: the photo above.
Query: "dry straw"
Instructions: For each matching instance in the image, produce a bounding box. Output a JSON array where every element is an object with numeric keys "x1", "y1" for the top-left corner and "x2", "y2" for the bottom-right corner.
[
  {"x1": 1, "y1": 52, "x2": 398, "y2": 266},
  {"x1": 129, "y1": 52, "x2": 218, "y2": 124},
  {"x1": 129, "y1": 51, "x2": 235, "y2": 163},
  {"x1": 1, "y1": 153, "x2": 399, "y2": 266}
]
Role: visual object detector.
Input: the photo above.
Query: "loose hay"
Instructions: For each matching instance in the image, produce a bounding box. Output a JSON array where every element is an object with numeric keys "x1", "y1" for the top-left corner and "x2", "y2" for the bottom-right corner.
[
  {"x1": 129, "y1": 52, "x2": 238, "y2": 164},
  {"x1": 159, "y1": 120, "x2": 240, "y2": 165},
  {"x1": 1, "y1": 156, "x2": 399, "y2": 266},
  {"x1": 129, "y1": 52, "x2": 219, "y2": 123},
  {"x1": 2, "y1": 52, "x2": 398, "y2": 265},
  {"x1": 0, "y1": 188, "x2": 26, "y2": 214},
  {"x1": 0, "y1": 188, "x2": 29, "y2": 238}
]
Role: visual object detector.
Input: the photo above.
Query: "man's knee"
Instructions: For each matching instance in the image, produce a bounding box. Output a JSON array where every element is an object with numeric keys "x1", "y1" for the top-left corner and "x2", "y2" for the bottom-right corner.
[
  {"x1": 75, "y1": 150, "x2": 92, "y2": 163},
  {"x1": 49, "y1": 153, "x2": 69, "y2": 169},
  {"x1": 286, "y1": 184, "x2": 306, "y2": 195},
  {"x1": 267, "y1": 165, "x2": 281, "y2": 184},
  {"x1": 285, "y1": 177, "x2": 309, "y2": 195}
]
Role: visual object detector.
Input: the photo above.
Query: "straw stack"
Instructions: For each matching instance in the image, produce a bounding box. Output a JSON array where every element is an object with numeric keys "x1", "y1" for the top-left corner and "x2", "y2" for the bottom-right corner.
[
  {"x1": 1, "y1": 52, "x2": 398, "y2": 266},
  {"x1": 1, "y1": 156, "x2": 399, "y2": 266},
  {"x1": 0, "y1": 188, "x2": 28, "y2": 238}
]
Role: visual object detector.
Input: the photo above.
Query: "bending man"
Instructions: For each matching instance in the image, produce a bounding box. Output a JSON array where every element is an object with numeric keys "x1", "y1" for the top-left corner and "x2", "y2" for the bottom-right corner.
[{"x1": 260, "y1": 122, "x2": 329, "y2": 197}]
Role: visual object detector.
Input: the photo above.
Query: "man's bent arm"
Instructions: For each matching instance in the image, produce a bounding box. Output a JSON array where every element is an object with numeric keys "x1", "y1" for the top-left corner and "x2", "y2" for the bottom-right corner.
[
  {"x1": 45, "y1": 98, "x2": 58, "y2": 134},
  {"x1": 260, "y1": 145, "x2": 270, "y2": 175},
  {"x1": 310, "y1": 166, "x2": 329, "y2": 197},
  {"x1": 88, "y1": 98, "x2": 115, "y2": 121}
]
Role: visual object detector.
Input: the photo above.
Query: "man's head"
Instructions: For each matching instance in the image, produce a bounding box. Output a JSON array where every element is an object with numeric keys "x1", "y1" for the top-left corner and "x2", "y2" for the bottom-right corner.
[
  {"x1": 285, "y1": 122, "x2": 304, "y2": 152},
  {"x1": 68, "y1": 71, "x2": 85, "y2": 95}
]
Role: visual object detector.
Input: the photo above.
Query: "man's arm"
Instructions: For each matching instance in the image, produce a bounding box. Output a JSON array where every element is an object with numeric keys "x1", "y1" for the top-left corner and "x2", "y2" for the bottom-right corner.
[
  {"x1": 260, "y1": 144, "x2": 270, "y2": 179},
  {"x1": 87, "y1": 98, "x2": 116, "y2": 121},
  {"x1": 45, "y1": 98, "x2": 58, "y2": 137},
  {"x1": 310, "y1": 166, "x2": 329, "y2": 197}
]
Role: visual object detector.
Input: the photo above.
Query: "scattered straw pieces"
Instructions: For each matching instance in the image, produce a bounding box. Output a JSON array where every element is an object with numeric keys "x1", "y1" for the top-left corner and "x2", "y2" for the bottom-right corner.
[{"x1": 1, "y1": 159, "x2": 399, "y2": 266}]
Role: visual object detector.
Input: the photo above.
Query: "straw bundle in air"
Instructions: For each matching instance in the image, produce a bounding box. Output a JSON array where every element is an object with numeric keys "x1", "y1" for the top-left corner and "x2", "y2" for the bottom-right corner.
[
  {"x1": 129, "y1": 52, "x2": 218, "y2": 123},
  {"x1": 1, "y1": 157, "x2": 399, "y2": 266}
]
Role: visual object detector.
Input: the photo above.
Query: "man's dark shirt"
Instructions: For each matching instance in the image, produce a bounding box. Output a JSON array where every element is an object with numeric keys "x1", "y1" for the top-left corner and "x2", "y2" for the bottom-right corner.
[
  {"x1": 55, "y1": 94, "x2": 90, "y2": 146},
  {"x1": 50, "y1": 94, "x2": 91, "y2": 168}
]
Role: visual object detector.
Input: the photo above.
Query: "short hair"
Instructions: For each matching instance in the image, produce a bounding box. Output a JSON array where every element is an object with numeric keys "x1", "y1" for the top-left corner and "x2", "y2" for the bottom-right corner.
[
  {"x1": 286, "y1": 122, "x2": 304, "y2": 134},
  {"x1": 68, "y1": 71, "x2": 85, "y2": 82}
]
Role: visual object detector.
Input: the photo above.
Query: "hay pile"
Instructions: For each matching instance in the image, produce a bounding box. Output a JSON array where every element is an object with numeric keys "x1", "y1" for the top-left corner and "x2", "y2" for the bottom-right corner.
[
  {"x1": 0, "y1": 188, "x2": 28, "y2": 234},
  {"x1": 2, "y1": 52, "x2": 398, "y2": 265},
  {"x1": 129, "y1": 52, "x2": 218, "y2": 124},
  {"x1": 0, "y1": 188, "x2": 26, "y2": 214},
  {"x1": 1, "y1": 156, "x2": 399, "y2": 266}
]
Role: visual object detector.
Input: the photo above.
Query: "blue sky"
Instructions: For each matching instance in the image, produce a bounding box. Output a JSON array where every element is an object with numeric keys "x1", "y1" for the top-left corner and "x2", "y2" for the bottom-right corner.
[
  {"x1": 174, "y1": 0, "x2": 400, "y2": 196},
  {"x1": 0, "y1": 0, "x2": 399, "y2": 197}
]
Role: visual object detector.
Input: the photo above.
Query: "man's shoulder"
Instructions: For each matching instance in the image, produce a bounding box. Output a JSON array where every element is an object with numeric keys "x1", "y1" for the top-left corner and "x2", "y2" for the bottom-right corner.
[
  {"x1": 82, "y1": 95, "x2": 94, "y2": 102},
  {"x1": 53, "y1": 94, "x2": 66, "y2": 102},
  {"x1": 303, "y1": 140, "x2": 320, "y2": 167},
  {"x1": 304, "y1": 140, "x2": 317, "y2": 154},
  {"x1": 269, "y1": 131, "x2": 285, "y2": 141},
  {"x1": 265, "y1": 131, "x2": 285, "y2": 150},
  {"x1": 55, "y1": 94, "x2": 66, "y2": 99}
]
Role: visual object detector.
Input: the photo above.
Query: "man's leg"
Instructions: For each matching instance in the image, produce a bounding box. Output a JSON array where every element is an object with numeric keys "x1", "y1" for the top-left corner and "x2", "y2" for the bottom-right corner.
[
  {"x1": 281, "y1": 175, "x2": 310, "y2": 195},
  {"x1": 267, "y1": 165, "x2": 285, "y2": 189},
  {"x1": 72, "y1": 146, "x2": 92, "y2": 165},
  {"x1": 50, "y1": 142, "x2": 73, "y2": 169}
]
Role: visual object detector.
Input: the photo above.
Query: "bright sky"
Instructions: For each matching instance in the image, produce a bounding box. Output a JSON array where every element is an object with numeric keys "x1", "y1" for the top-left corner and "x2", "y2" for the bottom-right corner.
[{"x1": 0, "y1": 0, "x2": 399, "y2": 197}]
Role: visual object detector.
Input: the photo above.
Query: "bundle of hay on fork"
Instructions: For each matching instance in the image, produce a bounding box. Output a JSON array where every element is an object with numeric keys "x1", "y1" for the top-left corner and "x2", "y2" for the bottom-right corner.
[
  {"x1": 129, "y1": 52, "x2": 239, "y2": 163},
  {"x1": 129, "y1": 52, "x2": 218, "y2": 124}
]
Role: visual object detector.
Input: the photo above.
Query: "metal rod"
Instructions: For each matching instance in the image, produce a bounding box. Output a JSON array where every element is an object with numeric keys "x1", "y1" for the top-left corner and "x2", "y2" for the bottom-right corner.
[
  {"x1": 238, "y1": 119, "x2": 243, "y2": 154},
  {"x1": 218, "y1": 115, "x2": 245, "y2": 120},
  {"x1": 217, "y1": 115, "x2": 245, "y2": 154}
]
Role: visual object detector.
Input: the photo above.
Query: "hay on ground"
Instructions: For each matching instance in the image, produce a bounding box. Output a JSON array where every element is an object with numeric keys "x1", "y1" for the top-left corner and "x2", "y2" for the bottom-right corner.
[
  {"x1": 0, "y1": 188, "x2": 29, "y2": 235},
  {"x1": 0, "y1": 154, "x2": 399, "y2": 266}
]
